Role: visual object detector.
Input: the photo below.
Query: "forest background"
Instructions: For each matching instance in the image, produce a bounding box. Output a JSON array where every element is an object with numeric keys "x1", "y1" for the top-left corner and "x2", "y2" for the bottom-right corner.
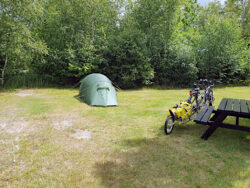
[{"x1": 0, "y1": 0, "x2": 249, "y2": 89}]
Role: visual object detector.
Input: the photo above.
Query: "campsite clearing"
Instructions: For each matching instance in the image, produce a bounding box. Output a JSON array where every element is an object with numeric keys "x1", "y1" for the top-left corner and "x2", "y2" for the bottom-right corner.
[{"x1": 0, "y1": 87, "x2": 249, "y2": 187}]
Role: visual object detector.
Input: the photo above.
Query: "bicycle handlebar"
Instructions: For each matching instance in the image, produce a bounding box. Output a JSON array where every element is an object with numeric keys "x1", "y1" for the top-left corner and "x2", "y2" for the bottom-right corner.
[
  {"x1": 193, "y1": 83, "x2": 206, "y2": 90},
  {"x1": 200, "y1": 79, "x2": 221, "y2": 84},
  {"x1": 192, "y1": 78, "x2": 220, "y2": 91}
]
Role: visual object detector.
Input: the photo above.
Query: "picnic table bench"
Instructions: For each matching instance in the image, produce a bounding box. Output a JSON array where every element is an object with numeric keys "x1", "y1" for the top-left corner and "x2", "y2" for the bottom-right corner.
[{"x1": 194, "y1": 98, "x2": 250, "y2": 140}]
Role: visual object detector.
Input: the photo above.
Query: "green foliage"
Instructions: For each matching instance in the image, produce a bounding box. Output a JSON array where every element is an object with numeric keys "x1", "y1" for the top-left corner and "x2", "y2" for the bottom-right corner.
[
  {"x1": 100, "y1": 29, "x2": 153, "y2": 88},
  {"x1": 4, "y1": 73, "x2": 55, "y2": 89},
  {"x1": 152, "y1": 0, "x2": 199, "y2": 86},
  {"x1": 131, "y1": 0, "x2": 181, "y2": 53},
  {"x1": 0, "y1": 0, "x2": 249, "y2": 88},
  {"x1": 0, "y1": 0, "x2": 48, "y2": 86},
  {"x1": 196, "y1": 14, "x2": 248, "y2": 82},
  {"x1": 224, "y1": 0, "x2": 250, "y2": 38},
  {"x1": 31, "y1": 0, "x2": 120, "y2": 85},
  {"x1": 153, "y1": 46, "x2": 198, "y2": 86},
  {"x1": 127, "y1": 0, "x2": 195, "y2": 86}
]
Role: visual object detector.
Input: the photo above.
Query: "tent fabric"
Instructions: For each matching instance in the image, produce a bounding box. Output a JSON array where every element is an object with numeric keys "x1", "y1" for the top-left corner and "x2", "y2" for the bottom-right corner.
[{"x1": 79, "y1": 73, "x2": 118, "y2": 106}]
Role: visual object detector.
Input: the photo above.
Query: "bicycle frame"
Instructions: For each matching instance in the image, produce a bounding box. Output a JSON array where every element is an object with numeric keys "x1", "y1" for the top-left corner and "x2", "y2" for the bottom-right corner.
[
  {"x1": 188, "y1": 80, "x2": 214, "y2": 107},
  {"x1": 164, "y1": 79, "x2": 217, "y2": 135}
]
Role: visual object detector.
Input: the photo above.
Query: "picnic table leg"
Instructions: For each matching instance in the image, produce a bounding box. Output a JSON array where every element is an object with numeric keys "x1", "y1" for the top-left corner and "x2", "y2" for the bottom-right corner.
[
  {"x1": 201, "y1": 112, "x2": 227, "y2": 140},
  {"x1": 201, "y1": 125, "x2": 218, "y2": 140},
  {"x1": 201, "y1": 128, "x2": 210, "y2": 139},
  {"x1": 236, "y1": 116, "x2": 239, "y2": 126}
]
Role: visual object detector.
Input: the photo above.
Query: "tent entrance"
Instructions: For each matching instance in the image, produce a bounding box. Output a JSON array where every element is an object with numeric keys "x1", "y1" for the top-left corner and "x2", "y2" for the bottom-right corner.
[
  {"x1": 97, "y1": 82, "x2": 110, "y2": 105},
  {"x1": 97, "y1": 88, "x2": 108, "y2": 104}
]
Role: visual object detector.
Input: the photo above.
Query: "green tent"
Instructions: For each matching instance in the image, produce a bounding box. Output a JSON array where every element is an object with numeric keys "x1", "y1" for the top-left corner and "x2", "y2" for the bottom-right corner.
[{"x1": 79, "y1": 73, "x2": 118, "y2": 106}]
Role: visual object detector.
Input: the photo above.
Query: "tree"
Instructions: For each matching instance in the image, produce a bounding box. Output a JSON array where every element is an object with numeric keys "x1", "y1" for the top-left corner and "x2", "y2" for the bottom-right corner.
[
  {"x1": 0, "y1": 0, "x2": 248, "y2": 88},
  {"x1": 224, "y1": 0, "x2": 249, "y2": 38},
  {"x1": 32, "y1": 0, "x2": 122, "y2": 84},
  {"x1": 130, "y1": 0, "x2": 182, "y2": 54},
  {"x1": 99, "y1": 28, "x2": 153, "y2": 88},
  {"x1": 0, "y1": 0, "x2": 47, "y2": 86},
  {"x1": 196, "y1": 14, "x2": 247, "y2": 82}
]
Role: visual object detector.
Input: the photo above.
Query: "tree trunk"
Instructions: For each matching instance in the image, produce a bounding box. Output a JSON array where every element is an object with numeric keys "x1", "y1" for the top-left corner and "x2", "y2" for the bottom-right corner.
[
  {"x1": 91, "y1": 20, "x2": 95, "y2": 41},
  {"x1": 1, "y1": 51, "x2": 8, "y2": 86},
  {"x1": 241, "y1": 0, "x2": 247, "y2": 19},
  {"x1": 149, "y1": 21, "x2": 152, "y2": 52}
]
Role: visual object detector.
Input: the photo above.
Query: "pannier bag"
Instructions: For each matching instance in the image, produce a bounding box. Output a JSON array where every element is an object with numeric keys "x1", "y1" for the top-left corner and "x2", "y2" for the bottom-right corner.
[{"x1": 168, "y1": 102, "x2": 192, "y2": 120}]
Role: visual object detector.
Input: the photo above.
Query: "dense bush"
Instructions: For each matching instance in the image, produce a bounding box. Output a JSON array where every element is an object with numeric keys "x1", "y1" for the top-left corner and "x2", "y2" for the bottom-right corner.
[
  {"x1": 195, "y1": 15, "x2": 248, "y2": 83},
  {"x1": 0, "y1": 0, "x2": 249, "y2": 89},
  {"x1": 99, "y1": 30, "x2": 153, "y2": 88},
  {"x1": 153, "y1": 49, "x2": 198, "y2": 87}
]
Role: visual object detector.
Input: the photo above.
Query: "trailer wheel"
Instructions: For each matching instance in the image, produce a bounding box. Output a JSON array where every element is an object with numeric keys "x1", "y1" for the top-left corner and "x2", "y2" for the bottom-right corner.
[{"x1": 164, "y1": 116, "x2": 175, "y2": 135}]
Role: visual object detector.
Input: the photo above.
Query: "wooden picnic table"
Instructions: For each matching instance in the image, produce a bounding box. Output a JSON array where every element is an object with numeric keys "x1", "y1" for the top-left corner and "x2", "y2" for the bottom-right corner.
[{"x1": 194, "y1": 98, "x2": 250, "y2": 140}]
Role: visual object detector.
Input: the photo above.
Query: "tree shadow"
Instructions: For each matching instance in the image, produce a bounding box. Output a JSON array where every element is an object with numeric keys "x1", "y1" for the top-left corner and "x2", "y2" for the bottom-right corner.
[
  {"x1": 158, "y1": 119, "x2": 250, "y2": 142},
  {"x1": 94, "y1": 127, "x2": 250, "y2": 187}
]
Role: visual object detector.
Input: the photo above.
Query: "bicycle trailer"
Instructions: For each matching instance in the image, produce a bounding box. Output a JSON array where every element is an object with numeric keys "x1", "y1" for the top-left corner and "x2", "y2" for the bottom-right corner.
[{"x1": 168, "y1": 102, "x2": 192, "y2": 121}]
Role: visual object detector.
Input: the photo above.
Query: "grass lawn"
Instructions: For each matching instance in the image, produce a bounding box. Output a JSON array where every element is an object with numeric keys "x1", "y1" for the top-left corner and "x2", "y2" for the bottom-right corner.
[{"x1": 0, "y1": 87, "x2": 249, "y2": 188}]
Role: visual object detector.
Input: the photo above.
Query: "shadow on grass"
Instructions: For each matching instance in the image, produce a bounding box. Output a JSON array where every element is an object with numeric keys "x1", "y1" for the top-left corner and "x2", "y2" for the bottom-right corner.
[
  {"x1": 73, "y1": 95, "x2": 118, "y2": 108},
  {"x1": 74, "y1": 95, "x2": 85, "y2": 104},
  {"x1": 94, "y1": 125, "x2": 250, "y2": 187}
]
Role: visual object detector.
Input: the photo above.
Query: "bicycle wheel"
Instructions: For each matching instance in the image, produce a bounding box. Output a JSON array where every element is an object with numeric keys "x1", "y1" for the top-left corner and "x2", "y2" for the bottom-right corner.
[{"x1": 164, "y1": 116, "x2": 175, "y2": 135}]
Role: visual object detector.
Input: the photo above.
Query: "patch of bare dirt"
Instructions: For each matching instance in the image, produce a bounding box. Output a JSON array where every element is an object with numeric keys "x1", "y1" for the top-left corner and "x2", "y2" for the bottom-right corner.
[
  {"x1": 50, "y1": 113, "x2": 92, "y2": 131},
  {"x1": 0, "y1": 106, "x2": 20, "y2": 116},
  {"x1": 0, "y1": 118, "x2": 29, "y2": 134},
  {"x1": 70, "y1": 129, "x2": 92, "y2": 140},
  {"x1": 52, "y1": 119, "x2": 74, "y2": 130},
  {"x1": 14, "y1": 89, "x2": 34, "y2": 97}
]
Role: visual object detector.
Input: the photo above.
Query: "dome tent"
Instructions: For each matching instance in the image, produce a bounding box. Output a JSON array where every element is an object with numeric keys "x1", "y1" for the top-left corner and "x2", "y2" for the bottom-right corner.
[{"x1": 79, "y1": 73, "x2": 118, "y2": 106}]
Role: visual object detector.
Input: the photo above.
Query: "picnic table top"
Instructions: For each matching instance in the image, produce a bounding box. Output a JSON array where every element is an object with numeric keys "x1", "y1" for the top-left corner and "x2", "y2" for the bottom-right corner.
[
  {"x1": 194, "y1": 98, "x2": 250, "y2": 125},
  {"x1": 217, "y1": 98, "x2": 250, "y2": 117},
  {"x1": 194, "y1": 98, "x2": 250, "y2": 140}
]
